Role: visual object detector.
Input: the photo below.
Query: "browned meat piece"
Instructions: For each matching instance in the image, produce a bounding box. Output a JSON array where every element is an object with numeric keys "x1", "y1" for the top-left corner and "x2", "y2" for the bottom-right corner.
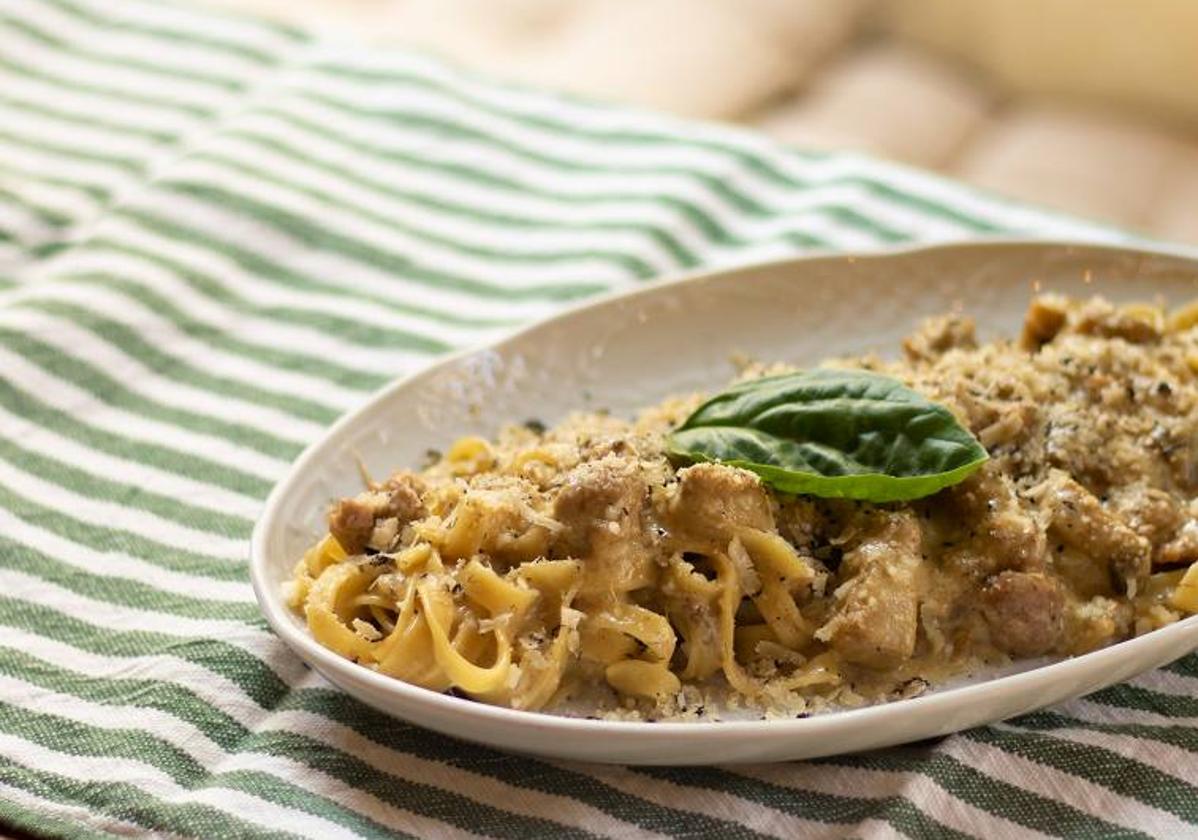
[
  {"x1": 328, "y1": 473, "x2": 427, "y2": 554},
  {"x1": 328, "y1": 496, "x2": 376, "y2": 555},
  {"x1": 980, "y1": 570, "x2": 1065, "y2": 656},
  {"x1": 985, "y1": 506, "x2": 1048, "y2": 572},
  {"x1": 960, "y1": 465, "x2": 1026, "y2": 520},
  {"x1": 669, "y1": 463, "x2": 774, "y2": 539},
  {"x1": 1037, "y1": 471, "x2": 1151, "y2": 586},
  {"x1": 375, "y1": 473, "x2": 427, "y2": 522},
  {"x1": 553, "y1": 455, "x2": 656, "y2": 593},
  {"x1": 1020, "y1": 294, "x2": 1068, "y2": 351},
  {"x1": 903, "y1": 314, "x2": 977, "y2": 363},
  {"x1": 553, "y1": 455, "x2": 646, "y2": 556},
  {"x1": 940, "y1": 464, "x2": 1046, "y2": 577},
  {"x1": 1073, "y1": 298, "x2": 1162, "y2": 344},
  {"x1": 1107, "y1": 484, "x2": 1183, "y2": 547},
  {"x1": 1157, "y1": 521, "x2": 1198, "y2": 567},
  {"x1": 816, "y1": 512, "x2": 921, "y2": 668}
]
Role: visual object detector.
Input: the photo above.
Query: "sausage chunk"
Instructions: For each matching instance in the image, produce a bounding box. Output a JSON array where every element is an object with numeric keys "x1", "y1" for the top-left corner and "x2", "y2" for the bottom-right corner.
[
  {"x1": 980, "y1": 571, "x2": 1065, "y2": 657},
  {"x1": 553, "y1": 455, "x2": 646, "y2": 556},
  {"x1": 328, "y1": 497, "x2": 375, "y2": 555},
  {"x1": 1073, "y1": 297, "x2": 1162, "y2": 344},
  {"x1": 377, "y1": 474, "x2": 427, "y2": 521},
  {"x1": 553, "y1": 455, "x2": 654, "y2": 593},
  {"x1": 1020, "y1": 294, "x2": 1069, "y2": 351},
  {"x1": 328, "y1": 473, "x2": 426, "y2": 555},
  {"x1": 669, "y1": 463, "x2": 774, "y2": 539},
  {"x1": 939, "y1": 464, "x2": 1046, "y2": 579},
  {"x1": 816, "y1": 512, "x2": 921, "y2": 669}
]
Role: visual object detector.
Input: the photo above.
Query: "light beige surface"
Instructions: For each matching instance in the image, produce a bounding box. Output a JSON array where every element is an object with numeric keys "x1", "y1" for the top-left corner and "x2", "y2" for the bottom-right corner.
[
  {"x1": 203, "y1": 0, "x2": 1198, "y2": 243},
  {"x1": 756, "y1": 43, "x2": 991, "y2": 170},
  {"x1": 885, "y1": 0, "x2": 1198, "y2": 131},
  {"x1": 955, "y1": 106, "x2": 1192, "y2": 229},
  {"x1": 1151, "y1": 153, "x2": 1198, "y2": 245},
  {"x1": 311, "y1": 0, "x2": 870, "y2": 119}
]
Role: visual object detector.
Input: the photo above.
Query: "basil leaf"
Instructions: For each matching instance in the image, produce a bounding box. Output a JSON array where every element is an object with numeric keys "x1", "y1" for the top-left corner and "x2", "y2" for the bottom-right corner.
[{"x1": 667, "y1": 369, "x2": 987, "y2": 502}]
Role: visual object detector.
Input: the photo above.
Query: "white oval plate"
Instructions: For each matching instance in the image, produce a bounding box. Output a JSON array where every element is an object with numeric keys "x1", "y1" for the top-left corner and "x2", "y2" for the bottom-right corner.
[{"x1": 252, "y1": 240, "x2": 1198, "y2": 765}]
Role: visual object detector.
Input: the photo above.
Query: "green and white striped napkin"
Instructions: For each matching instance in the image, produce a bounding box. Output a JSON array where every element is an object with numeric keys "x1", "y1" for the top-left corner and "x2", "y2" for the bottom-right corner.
[{"x1": 0, "y1": 0, "x2": 1194, "y2": 836}]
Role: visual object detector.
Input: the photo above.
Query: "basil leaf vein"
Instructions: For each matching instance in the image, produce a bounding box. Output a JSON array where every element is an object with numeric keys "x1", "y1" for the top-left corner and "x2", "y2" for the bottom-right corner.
[{"x1": 667, "y1": 369, "x2": 987, "y2": 502}]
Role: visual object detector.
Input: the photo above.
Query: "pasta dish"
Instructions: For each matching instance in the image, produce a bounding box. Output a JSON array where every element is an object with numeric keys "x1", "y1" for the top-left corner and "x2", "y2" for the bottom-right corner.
[{"x1": 287, "y1": 294, "x2": 1198, "y2": 719}]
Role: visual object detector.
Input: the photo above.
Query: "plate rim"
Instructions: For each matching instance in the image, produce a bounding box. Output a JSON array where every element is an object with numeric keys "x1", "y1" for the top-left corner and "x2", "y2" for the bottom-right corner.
[{"x1": 250, "y1": 236, "x2": 1198, "y2": 741}]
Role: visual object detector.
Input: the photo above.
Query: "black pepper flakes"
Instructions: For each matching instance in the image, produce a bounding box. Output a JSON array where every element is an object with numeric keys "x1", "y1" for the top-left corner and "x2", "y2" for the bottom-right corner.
[{"x1": 420, "y1": 448, "x2": 442, "y2": 468}]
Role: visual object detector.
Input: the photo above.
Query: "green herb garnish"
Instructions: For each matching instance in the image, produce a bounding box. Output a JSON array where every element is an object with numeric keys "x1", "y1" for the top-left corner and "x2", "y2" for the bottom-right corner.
[{"x1": 668, "y1": 369, "x2": 987, "y2": 502}]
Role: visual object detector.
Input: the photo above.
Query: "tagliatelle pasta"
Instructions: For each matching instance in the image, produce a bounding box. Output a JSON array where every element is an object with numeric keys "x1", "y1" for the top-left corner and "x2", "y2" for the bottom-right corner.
[
  {"x1": 289, "y1": 294, "x2": 1198, "y2": 720},
  {"x1": 288, "y1": 465, "x2": 816, "y2": 713}
]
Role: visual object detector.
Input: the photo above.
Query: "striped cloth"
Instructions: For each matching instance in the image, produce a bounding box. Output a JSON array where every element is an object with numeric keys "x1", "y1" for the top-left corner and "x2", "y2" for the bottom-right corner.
[{"x1": 0, "y1": 0, "x2": 1195, "y2": 837}]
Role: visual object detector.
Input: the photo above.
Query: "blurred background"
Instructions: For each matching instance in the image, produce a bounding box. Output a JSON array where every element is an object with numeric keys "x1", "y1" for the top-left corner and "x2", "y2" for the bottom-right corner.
[{"x1": 200, "y1": 0, "x2": 1198, "y2": 245}]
